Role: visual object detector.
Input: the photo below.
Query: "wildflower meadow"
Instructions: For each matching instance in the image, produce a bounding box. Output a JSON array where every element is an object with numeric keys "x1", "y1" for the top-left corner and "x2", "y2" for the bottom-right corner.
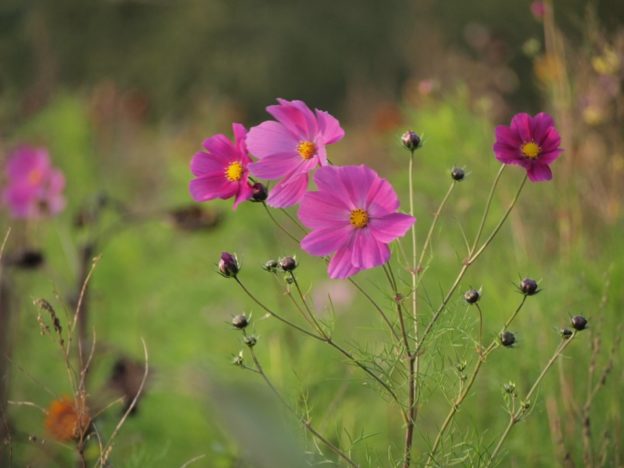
[{"x1": 1, "y1": 1, "x2": 623, "y2": 467}]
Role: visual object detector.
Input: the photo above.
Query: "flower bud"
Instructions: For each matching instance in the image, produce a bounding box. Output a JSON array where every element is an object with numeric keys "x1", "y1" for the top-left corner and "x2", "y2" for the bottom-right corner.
[
  {"x1": 250, "y1": 182, "x2": 268, "y2": 202},
  {"x1": 232, "y1": 351, "x2": 244, "y2": 367},
  {"x1": 279, "y1": 256, "x2": 298, "y2": 272},
  {"x1": 263, "y1": 259, "x2": 279, "y2": 273},
  {"x1": 401, "y1": 131, "x2": 422, "y2": 151},
  {"x1": 520, "y1": 278, "x2": 540, "y2": 296},
  {"x1": 218, "y1": 252, "x2": 239, "y2": 278},
  {"x1": 571, "y1": 315, "x2": 588, "y2": 331},
  {"x1": 231, "y1": 314, "x2": 249, "y2": 329},
  {"x1": 451, "y1": 167, "x2": 465, "y2": 181},
  {"x1": 503, "y1": 381, "x2": 516, "y2": 394},
  {"x1": 244, "y1": 335, "x2": 257, "y2": 347},
  {"x1": 500, "y1": 331, "x2": 516, "y2": 347},
  {"x1": 464, "y1": 289, "x2": 481, "y2": 304},
  {"x1": 560, "y1": 328, "x2": 573, "y2": 339}
]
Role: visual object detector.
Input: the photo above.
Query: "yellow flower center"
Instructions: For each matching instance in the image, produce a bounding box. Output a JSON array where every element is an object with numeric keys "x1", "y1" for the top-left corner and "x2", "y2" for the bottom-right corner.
[
  {"x1": 225, "y1": 161, "x2": 243, "y2": 182},
  {"x1": 520, "y1": 141, "x2": 541, "y2": 159},
  {"x1": 349, "y1": 208, "x2": 369, "y2": 229},
  {"x1": 28, "y1": 168, "x2": 44, "y2": 185},
  {"x1": 297, "y1": 140, "x2": 317, "y2": 160}
]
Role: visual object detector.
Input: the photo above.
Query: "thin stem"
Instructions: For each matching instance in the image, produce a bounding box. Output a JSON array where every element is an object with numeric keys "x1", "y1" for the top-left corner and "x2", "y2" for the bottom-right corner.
[
  {"x1": 415, "y1": 173, "x2": 528, "y2": 358},
  {"x1": 262, "y1": 203, "x2": 300, "y2": 244},
  {"x1": 470, "y1": 165, "x2": 505, "y2": 255},
  {"x1": 402, "y1": 148, "x2": 417, "y2": 468},
  {"x1": 280, "y1": 209, "x2": 307, "y2": 235},
  {"x1": 425, "y1": 296, "x2": 529, "y2": 465},
  {"x1": 347, "y1": 277, "x2": 400, "y2": 341},
  {"x1": 245, "y1": 337, "x2": 357, "y2": 467},
  {"x1": 289, "y1": 272, "x2": 327, "y2": 337},
  {"x1": 237, "y1": 278, "x2": 402, "y2": 407},
  {"x1": 486, "y1": 333, "x2": 578, "y2": 466},
  {"x1": 235, "y1": 277, "x2": 324, "y2": 341},
  {"x1": 416, "y1": 182, "x2": 456, "y2": 272}
]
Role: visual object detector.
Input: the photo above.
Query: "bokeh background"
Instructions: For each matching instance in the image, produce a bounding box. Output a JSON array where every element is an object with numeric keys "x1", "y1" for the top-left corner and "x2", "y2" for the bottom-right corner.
[{"x1": 1, "y1": 0, "x2": 623, "y2": 466}]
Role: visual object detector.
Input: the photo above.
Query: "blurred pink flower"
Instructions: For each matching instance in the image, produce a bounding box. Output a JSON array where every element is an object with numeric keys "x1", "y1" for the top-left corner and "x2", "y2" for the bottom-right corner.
[
  {"x1": 2, "y1": 146, "x2": 65, "y2": 218},
  {"x1": 189, "y1": 123, "x2": 253, "y2": 209},
  {"x1": 530, "y1": 1, "x2": 547, "y2": 19},
  {"x1": 493, "y1": 112, "x2": 563, "y2": 182},
  {"x1": 247, "y1": 98, "x2": 344, "y2": 208},
  {"x1": 298, "y1": 165, "x2": 415, "y2": 279}
]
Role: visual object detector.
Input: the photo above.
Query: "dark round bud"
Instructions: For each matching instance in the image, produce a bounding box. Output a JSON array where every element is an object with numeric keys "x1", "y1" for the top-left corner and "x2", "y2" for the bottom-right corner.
[
  {"x1": 464, "y1": 289, "x2": 481, "y2": 304},
  {"x1": 250, "y1": 182, "x2": 268, "y2": 202},
  {"x1": 279, "y1": 256, "x2": 298, "y2": 272},
  {"x1": 218, "y1": 252, "x2": 239, "y2": 277},
  {"x1": 401, "y1": 131, "x2": 422, "y2": 151},
  {"x1": 500, "y1": 331, "x2": 516, "y2": 347},
  {"x1": 451, "y1": 167, "x2": 465, "y2": 181},
  {"x1": 262, "y1": 259, "x2": 279, "y2": 272},
  {"x1": 520, "y1": 278, "x2": 540, "y2": 296},
  {"x1": 571, "y1": 315, "x2": 588, "y2": 331},
  {"x1": 560, "y1": 328, "x2": 574, "y2": 339},
  {"x1": 244, "y1": 335, "x2": 257, "y2": 347},
  {"x1": 231, "y1": 314, "x2": 249, "y2": 329}
]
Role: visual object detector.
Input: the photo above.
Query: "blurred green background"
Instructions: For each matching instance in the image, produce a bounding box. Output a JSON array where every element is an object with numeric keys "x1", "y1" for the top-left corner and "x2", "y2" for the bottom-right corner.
[{"x1": 1, "y1": 0, "x2": 623, "y2": 466}]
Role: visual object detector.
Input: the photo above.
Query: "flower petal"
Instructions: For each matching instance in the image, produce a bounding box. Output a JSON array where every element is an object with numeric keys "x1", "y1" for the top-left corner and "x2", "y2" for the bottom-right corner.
[
  {"x1": 510, "y1": 113, "x2": 532, "y2": 142},
  {"x1": 190, "y1": 151, "x2": 226, "y2": 176},
  {"x1": 366, "y1": 175, "x2": 400, "y2": 216},
  {"x1": 266, "y1": 173, "x2": 309, "y2": 208},
  {"x1": 301, "y1": 225, "x2": 353, "y2": 256},
  {"x1": 527, "y1": 163, "x2": 553, "y2": 182},
  {"x1": 298, "y1": 191, "x2": 351, "y2": 229},
  {"x1": 202, "y1": 134, "x2": 238, "y2": 162},
  {"x1": 328, "y1": 245, "x2": 361, "y2": 279},
  {"x1": 269, "y1": 98, "x2": 318, "y2": 139},
  {"x1": 232, "y1": 181, "x2": 253, "y2": 209},
  {"x1": 246, "y1": 121, "x2": 298, "y2": 159},
  {"x1": 351, "y1": 229, "x2": 390, "y2": 269},
  {"x1": 315, "y1": 109, "x2": 345, "y2": 145},
  {"x1": 189, "y1": 174, "x2": 236, "y2": 202},
  {"x1": 249, "y1": 153, "x2": 304, "y2": 179},
  {"x1": 369, "y1": 213, "x2": 416, "y2": 243}
]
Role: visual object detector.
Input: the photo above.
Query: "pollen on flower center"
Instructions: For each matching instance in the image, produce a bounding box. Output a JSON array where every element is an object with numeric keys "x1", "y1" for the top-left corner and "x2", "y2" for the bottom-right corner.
[
  {"x1": 297, "y1": 140, "x2": 317, "y2": 160},
  {"x1": 520, "y1": 141, "x2": 541, "y2": 159},
  {"x1": 349, "y1": 208, "x2": 369, "y2": 229},
  {"x1": 225, "y1": 161, "x2": 243, "y2": 182}
]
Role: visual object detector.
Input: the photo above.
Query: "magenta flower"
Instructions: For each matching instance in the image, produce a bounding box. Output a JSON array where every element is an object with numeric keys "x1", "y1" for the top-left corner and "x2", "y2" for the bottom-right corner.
[
  {"x1": 247, "y1": 98, "x2": 345, "y2": 208},
  {"x1": 298, "y1": 165, "x2": 415, "y2": 279},
  {"x1": 2, "y1": 146, "x2": 66, "y2": 219},
  {"x1": 493, "y1": 112, "x2": 563, "y2": 182},
  {"x1": 189, "y1": 123, "x2": 253, "y2": 209}
]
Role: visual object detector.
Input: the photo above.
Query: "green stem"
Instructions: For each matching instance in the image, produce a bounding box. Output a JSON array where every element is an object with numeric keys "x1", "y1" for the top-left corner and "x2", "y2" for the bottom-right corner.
[
  {"x1": 245, "y1": 335, "x2": 358, "y2": 468},
  {"x1": 470, "y1": 165, "x2": 505, "y2": 255},
  {"x1": 486, "y1": 333, "x2": 577, "y2": 466}
]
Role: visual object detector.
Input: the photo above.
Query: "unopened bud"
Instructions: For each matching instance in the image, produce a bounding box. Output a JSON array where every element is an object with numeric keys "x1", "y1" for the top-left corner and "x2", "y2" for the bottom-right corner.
[
  {"x1": 571, "y1": 315, "x2": 588, "y2": 331},
  {"x1": 401, "y1": 131, "x2": 422, "y2": 151},
  {"x1": 250, "y1": 182, "x2": 268, "y2": 202},
  {"x1": 520, "y1": 278, "x2": 540, "y2": 296},
  {"x1": 218, "y1": 252, "x2": 240, "y2": 278},
  {"x1": 500, "y1": 331, "x2": 516, "y2": 347},
  {"x1": 231, "y1": 314, "x2": 249, "y2": 329},
  {"x1": 464, "y1": 289, "x2": 481, "y2": 304},
  {"x1": 279, "y1": 256, "x2": 298, "y2": 272},
  {"x1": 451, "y1": 167, "x2": 465, "y2": 181}
]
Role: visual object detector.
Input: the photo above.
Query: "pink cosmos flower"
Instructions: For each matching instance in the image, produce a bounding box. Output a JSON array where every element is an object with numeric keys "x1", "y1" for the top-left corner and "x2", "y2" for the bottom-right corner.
[
  {"x1": 189, "y1": 123, "x2": 253, "y2": 209},
  {"x1": 298, "y1": 165, "x2": 415, "y2": 279},
  {"x1": 493, "y1": 112, "x2": 563, "y2": 182},
  {"x1": 247, "y1": 98, "x2": 345, "y2": 208},
  {"x1": 2, "y1": 146, "x2": 66, "y2": 218}
]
